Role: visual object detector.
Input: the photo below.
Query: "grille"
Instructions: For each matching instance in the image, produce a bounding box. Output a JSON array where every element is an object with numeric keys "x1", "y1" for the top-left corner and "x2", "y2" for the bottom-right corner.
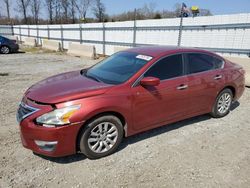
[{"x1": 16, "y1": 102, "x2": 39, "y2": 123}]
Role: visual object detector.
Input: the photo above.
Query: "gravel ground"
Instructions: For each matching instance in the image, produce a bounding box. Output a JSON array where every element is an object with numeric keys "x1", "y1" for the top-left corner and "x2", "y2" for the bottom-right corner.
[{"x1": 0, "y1": 52, "x2": 250, "y2": 188}]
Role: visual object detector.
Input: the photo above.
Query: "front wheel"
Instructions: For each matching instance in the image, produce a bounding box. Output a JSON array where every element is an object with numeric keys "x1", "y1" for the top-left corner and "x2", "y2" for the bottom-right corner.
[
  {"x1": 210, "y1": 88, "x2": 233, "y2": 118},
  {"x1": 79, "y1": 115, "x2": 124, "y2": 159},
  {"x1": 0, "y1": 46, "x2": 10, "y2": 54}
]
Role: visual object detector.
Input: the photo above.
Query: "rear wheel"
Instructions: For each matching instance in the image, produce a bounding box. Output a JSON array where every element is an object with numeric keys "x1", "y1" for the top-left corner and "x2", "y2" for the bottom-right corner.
[
  {"x1": 79, "y1": 115, "x2": 124, "y2": 159},
  {"x1": 210, "y1": 88, "x2": 233, "y2": 118},
  {"x1": 0, "y1": 46, "x2": 10, "y2": 54}
]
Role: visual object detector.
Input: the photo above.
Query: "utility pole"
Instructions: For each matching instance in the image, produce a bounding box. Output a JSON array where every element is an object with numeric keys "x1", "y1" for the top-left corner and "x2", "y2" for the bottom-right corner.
[
  {"x1": 177, "y1": 3, "x2": 186, "y2": 46},
  {"x1": 133, "y1": 9, "x2": 137, "y2": 47}
]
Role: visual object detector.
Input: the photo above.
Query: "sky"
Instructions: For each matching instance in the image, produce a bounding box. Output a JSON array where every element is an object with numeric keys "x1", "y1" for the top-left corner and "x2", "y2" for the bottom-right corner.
[
  {"x1": 104, "y1": 0, "x2": 250, "y2": 15},
  {"x1": 1, "y1": 0, "x2": 250, "y2": 19}
]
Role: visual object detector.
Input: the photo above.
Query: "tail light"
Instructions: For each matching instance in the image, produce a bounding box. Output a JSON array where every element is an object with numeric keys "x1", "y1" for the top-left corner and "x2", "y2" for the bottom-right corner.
[{"x1": 11, "y1": 40, "x2": 17, "y2": 44}]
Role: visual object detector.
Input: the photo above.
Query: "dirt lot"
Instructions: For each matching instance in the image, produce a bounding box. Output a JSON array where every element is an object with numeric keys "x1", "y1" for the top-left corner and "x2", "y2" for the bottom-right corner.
[{"x1": 0, "y1": 52, "x2": 250, "y2": 188}]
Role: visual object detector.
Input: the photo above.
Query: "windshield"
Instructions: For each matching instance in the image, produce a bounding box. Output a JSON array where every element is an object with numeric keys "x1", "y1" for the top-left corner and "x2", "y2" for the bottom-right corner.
[{"x1": 84, "y1": 52, "x2": 152, "y2": 85}]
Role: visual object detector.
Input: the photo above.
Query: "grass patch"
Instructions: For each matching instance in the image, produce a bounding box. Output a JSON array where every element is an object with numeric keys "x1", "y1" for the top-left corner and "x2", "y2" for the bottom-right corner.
[{"x1": 20, "y1": 45, "x2": 65, "y2": 55}]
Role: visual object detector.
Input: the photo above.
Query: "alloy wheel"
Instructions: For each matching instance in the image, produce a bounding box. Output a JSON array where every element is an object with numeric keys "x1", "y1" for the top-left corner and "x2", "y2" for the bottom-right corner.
[
  {"x1": 87, "y1": 122, "x2": 118, "y2": 153},
  {"x1": 1, "y1": 46, "x2": 10, "y2": 54},
  {"x1": 217, "y1": 93, "x2": 232, "y2": 114}
]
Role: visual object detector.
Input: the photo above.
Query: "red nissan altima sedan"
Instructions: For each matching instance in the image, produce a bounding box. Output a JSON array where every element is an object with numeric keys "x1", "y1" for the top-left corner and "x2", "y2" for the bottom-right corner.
[{"x1": 17, "y1": 46, "x2": 245, "y2": 159}]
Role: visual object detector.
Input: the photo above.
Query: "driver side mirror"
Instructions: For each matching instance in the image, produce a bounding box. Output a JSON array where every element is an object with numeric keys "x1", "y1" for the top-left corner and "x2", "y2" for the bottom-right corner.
[{"x1": 140, "y1": 77, "x2": 160, "y2": 86}]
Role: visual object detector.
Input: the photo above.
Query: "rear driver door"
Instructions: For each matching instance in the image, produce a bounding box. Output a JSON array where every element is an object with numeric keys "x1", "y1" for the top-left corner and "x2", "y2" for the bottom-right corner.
[{"x1": 184, "y1": 53, "x2": 225, "y2": 115}]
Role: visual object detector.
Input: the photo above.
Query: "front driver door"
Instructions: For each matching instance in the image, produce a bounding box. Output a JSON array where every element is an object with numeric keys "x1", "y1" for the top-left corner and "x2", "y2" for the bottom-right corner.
[{"x1": 131, "y1": 54, "x2": 189, "y2": 131}]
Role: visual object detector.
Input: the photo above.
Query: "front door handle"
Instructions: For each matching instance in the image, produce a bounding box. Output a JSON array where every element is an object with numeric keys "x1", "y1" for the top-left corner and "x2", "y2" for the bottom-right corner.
[
  {"x1": 214, "y1": 75, "x2": 222, "y2": 80},
  {"x1": 177, "y1": 84, "x2": 188, "y2": 90}
]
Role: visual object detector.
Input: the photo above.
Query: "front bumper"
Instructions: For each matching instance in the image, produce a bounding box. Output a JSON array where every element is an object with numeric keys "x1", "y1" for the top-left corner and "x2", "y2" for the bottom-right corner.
[
  {"x1": 20, "y1": 119, "x2": 82, "y2": 157},
  {"x1": 17, "y1": 99, "x2": 83, "y2": 157},
  {"x1": 10, "y1": 43, "x2": 19, "y2": 52}
]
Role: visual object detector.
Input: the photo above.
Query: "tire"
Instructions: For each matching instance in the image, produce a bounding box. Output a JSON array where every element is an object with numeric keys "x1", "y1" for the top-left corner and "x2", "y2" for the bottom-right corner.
[
  {"x1": 79, "y1": 115, "x2": 124, "y2": 159},
  {"x1": 0, "y1": 46, "x2": 10, "y2": 54},
  {"x1": 210, "y1": 88, "x2": 233, "y2": 118}
]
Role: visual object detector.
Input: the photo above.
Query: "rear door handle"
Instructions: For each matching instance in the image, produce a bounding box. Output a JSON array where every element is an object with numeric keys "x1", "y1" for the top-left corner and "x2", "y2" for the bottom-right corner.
[
  {"x1": 214, "y1": 75, "x2": 222, "y2": 80},
  {"x1": 177, "y1": 84, "x2": 188, "y2": 90}
]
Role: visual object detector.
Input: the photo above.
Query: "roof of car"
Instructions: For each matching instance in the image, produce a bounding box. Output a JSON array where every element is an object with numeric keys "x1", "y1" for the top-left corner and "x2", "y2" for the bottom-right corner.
[
  {"x1": 0, "y1": 35, "x2": 8, "y2": 39},
  {"x1": 124, "y1": 45, "x2": 212, "y2": 57}
]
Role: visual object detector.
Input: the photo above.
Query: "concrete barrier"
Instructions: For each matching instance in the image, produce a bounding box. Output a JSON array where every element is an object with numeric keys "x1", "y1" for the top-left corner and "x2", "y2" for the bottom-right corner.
[
  {"x1": 224, "y1": 56, "x2": 250, "y2": 87},
  {"x1": 13, "y1": 35, "x2": 23, "y2": 43},
  {"x1": 42, "y1": 39, "x2": 61, "y2": 51},
  {"x1": 23, "y1": 37, "x2": 37, "y2": 46},
  {"x1": 67, "y1": 42, "x2": 97, "y2": 59},
  {"x1": 113, "y1": 46, "x2": 129, "y2": 53}
]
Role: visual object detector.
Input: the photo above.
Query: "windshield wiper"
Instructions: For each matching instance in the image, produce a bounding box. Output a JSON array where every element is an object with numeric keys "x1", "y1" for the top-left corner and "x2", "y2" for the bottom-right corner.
[{"x1": 84, "y1": 72, "x2": 102, "y2": 83}]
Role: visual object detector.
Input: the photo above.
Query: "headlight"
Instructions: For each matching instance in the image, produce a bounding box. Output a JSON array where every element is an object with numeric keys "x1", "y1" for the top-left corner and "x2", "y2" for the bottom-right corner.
[{"x1": 36, "y1": 104, "x2": 81, "y2": 126}]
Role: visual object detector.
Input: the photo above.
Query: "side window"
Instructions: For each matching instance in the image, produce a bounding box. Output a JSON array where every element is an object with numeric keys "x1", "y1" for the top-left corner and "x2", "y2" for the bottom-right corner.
[
  {"x1": 213, "y1": 57, "x2": 224, "y2": 69},
  {"x1": 144, "y1": 54, "x2": 183, "y2": 80},
  {"x1": 187, "y1": 53, "x2": 214, "y2": 74}
]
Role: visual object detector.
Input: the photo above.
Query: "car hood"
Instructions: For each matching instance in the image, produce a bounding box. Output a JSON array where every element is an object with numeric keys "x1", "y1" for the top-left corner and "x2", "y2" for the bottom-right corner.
[{"x1": 25, "y1": 70, "x2": 113, "y2": 104}]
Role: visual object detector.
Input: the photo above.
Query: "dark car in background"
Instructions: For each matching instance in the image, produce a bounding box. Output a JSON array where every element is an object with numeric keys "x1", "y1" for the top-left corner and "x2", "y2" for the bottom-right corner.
[{"x1": 0, "y1": 35, "x2": 19, "y2": 54}]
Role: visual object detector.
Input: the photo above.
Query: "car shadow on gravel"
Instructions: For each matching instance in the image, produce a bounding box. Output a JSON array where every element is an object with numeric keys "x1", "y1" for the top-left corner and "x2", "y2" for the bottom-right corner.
[
  {"x1": 230, "y1": 101, "x2": 240, "y2": 111},
  {"x1": 13, "y1": 51, "x2": 26, "y2": 54},
  {"x1": 0, "y1": 51, "x2": 25, "y2": 55},
  {"x1": 119, "y1": 114, "x2": 212, "y2": 151},
  {"x1": 34, "y1": 153, "x2": 86, "y2": 164},
  {"x1": 35, "y1": 101, "x2": 240, "y2": 164},
  {"x1": 119, "y1": 101, "x2": 240, "y2": 151}
]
